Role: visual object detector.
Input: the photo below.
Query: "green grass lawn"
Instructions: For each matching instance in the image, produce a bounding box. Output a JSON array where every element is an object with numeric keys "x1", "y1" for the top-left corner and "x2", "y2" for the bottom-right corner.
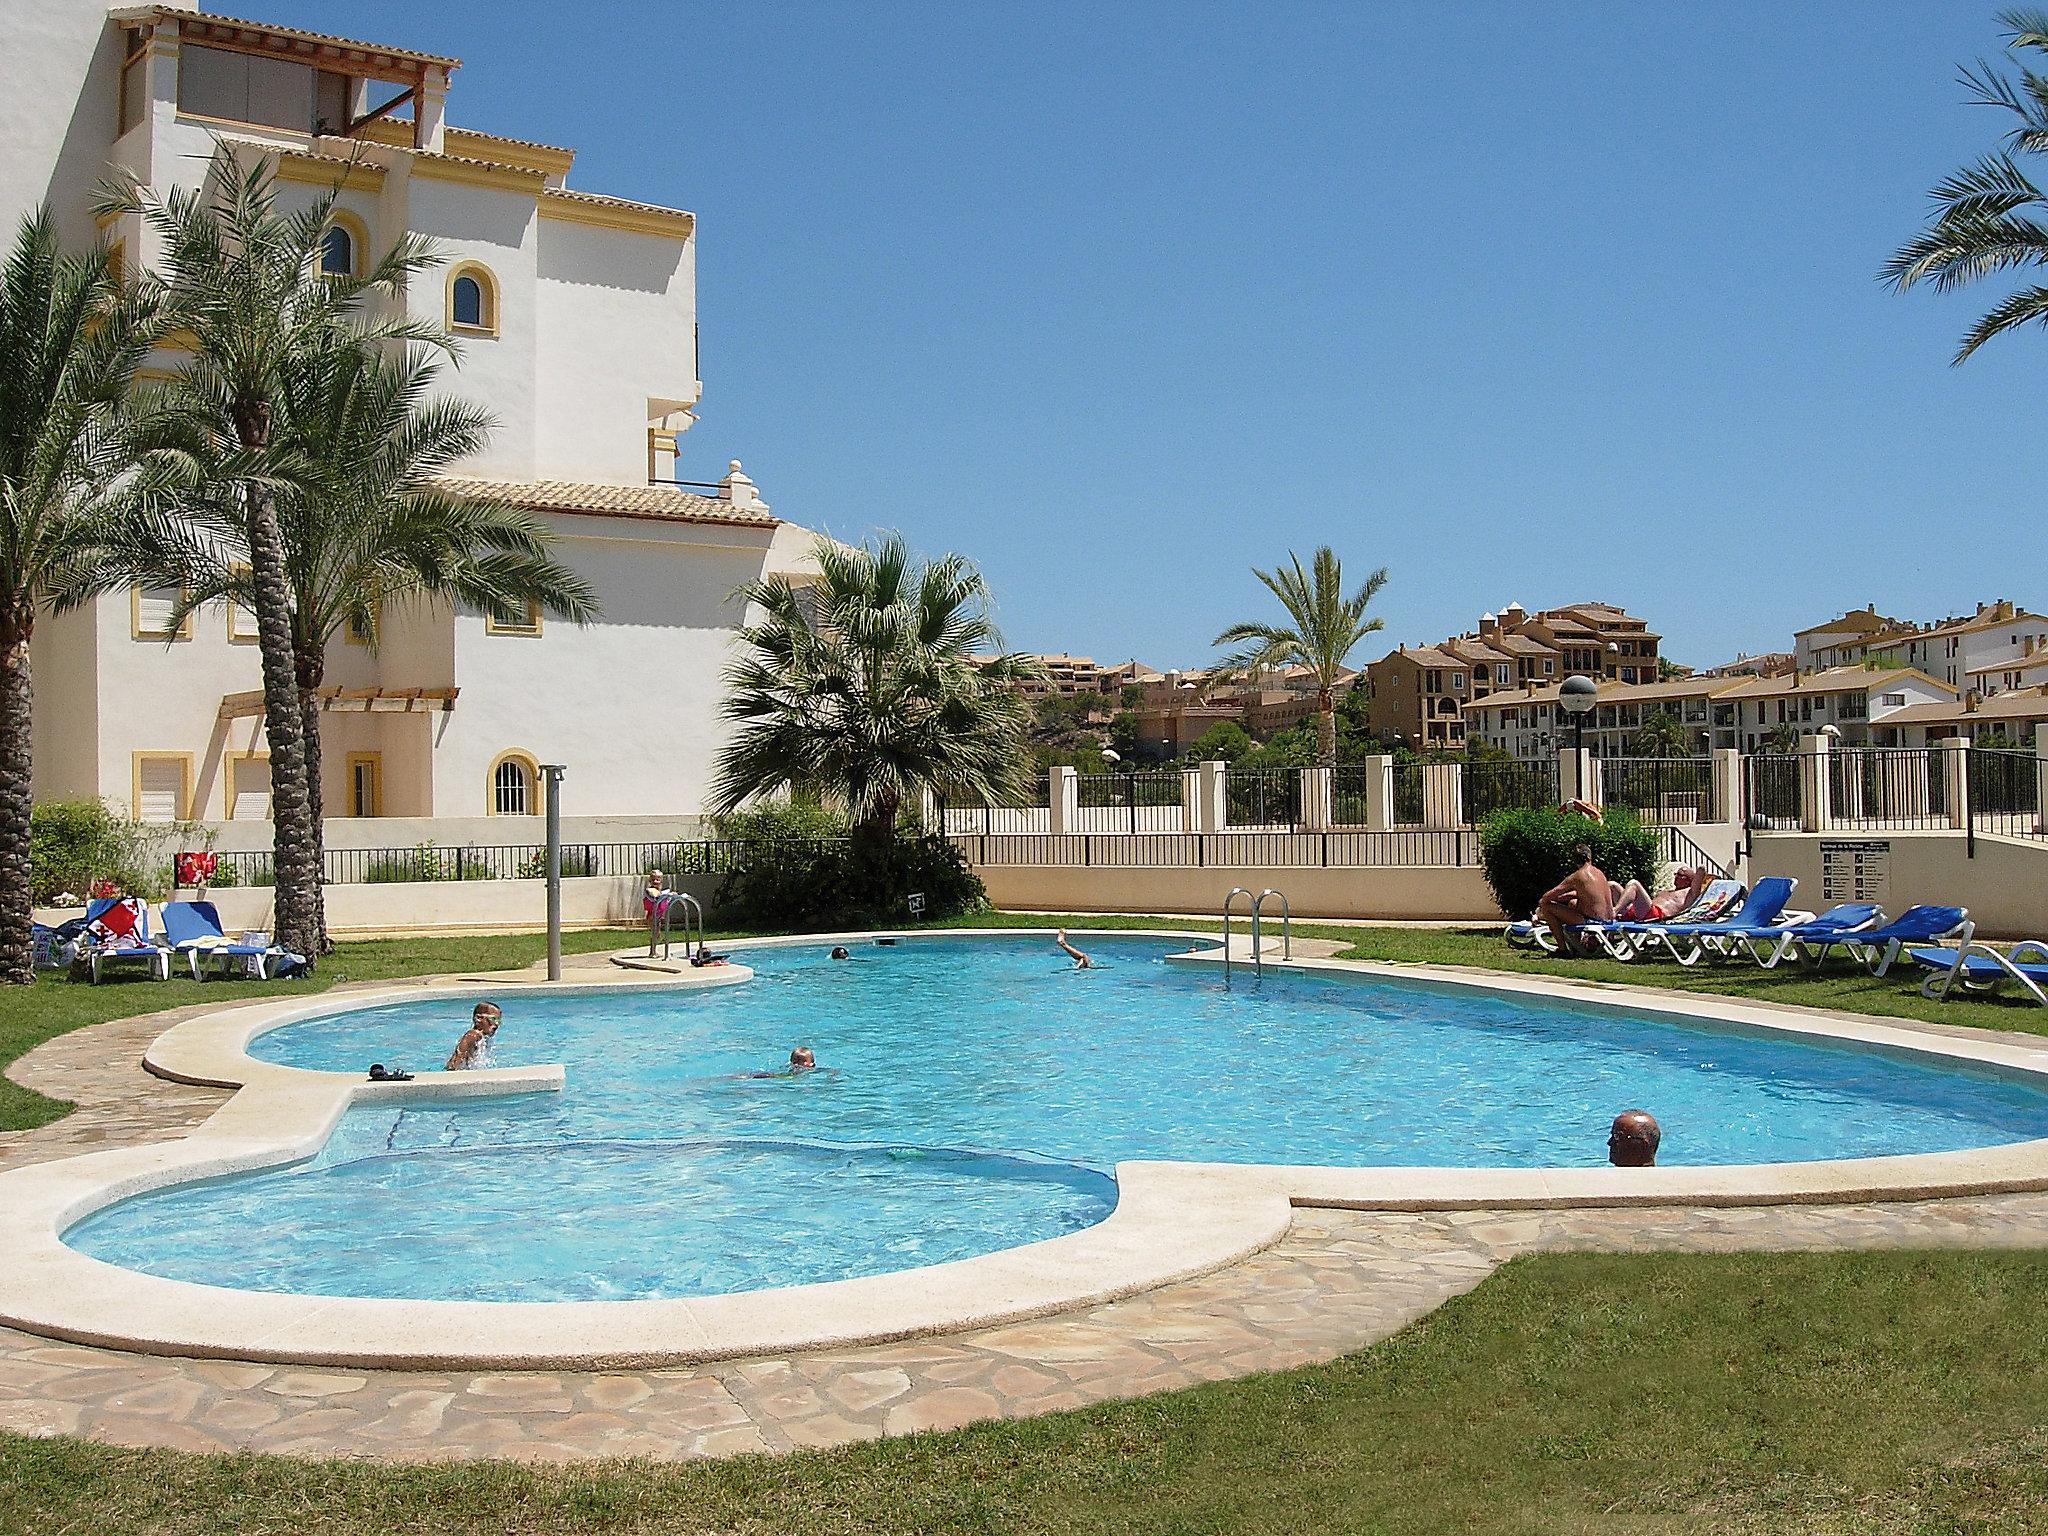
[{"x1": 5, "y1": 1247, "x2": 2047, "y2": 1534}]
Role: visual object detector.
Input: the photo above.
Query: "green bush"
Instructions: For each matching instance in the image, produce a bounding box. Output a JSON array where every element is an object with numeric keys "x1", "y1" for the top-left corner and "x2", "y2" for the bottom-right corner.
[
  {"x1": 716, "y1": 833, "x2": 986, "y2": 930},
  {"x1": 1475, "y1": 806, "x2": 1661, "y2": 920},
  {"x1": 712, "y1": 800, "x2": 850, "y2": 842},
  {"x1": 30, "y1": 799, "x2": 202, "y2": 903}
]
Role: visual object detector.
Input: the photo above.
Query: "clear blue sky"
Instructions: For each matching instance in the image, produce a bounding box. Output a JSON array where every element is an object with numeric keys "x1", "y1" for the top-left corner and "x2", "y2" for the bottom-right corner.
[{"x1": 272, "y1": 1, "x2": 2042, "y2": 671}]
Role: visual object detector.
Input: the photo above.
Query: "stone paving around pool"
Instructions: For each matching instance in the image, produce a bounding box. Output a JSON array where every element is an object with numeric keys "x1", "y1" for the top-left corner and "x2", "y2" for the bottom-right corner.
[{"x1": 6, "y1": 973, "x2": 2048, "y2": 1463}]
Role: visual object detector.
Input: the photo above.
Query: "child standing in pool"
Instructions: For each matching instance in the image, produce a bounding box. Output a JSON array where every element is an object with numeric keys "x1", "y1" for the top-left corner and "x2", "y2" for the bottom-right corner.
[{"x1": 446, "y1": 1001, "x2": 502, "y2": 1070}]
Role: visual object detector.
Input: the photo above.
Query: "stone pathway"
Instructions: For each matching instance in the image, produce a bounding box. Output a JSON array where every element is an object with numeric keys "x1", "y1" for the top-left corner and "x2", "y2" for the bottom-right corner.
[{"x1": 6, "y1": 982, "x2": 2048, "y2": 1463}]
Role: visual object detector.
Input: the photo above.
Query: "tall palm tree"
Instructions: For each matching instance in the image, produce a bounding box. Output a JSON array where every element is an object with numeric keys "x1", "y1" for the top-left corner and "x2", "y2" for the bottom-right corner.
[
  {"x1": 0, "y1": 212, "x2": 159, "y2": 982},
  {"x1": 1885, "y1": 9, "x2": 2048, "y2": 361},
  {"x1": 100, "y1": 146, "x2": 445, "y2": 962},
  {"x1": 118, "y1": 345, "x2": 597, "y2": 951},
  {"x1": 1214, "y1": 547, "x2": 1388, "y2": 767},
  {"x1": 713, "y1": 534, "x2": 1038, "y2": 841}
]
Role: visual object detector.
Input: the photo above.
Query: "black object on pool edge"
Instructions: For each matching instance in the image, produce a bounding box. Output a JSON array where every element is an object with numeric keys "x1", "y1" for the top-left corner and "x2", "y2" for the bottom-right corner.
[{"x1": 875, "y1": 937, "x2": 898, "y2": 946}]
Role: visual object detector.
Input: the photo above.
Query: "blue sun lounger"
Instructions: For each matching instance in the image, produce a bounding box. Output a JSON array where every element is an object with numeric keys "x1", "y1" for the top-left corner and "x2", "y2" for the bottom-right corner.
[
  {"x1": 1748, "y1": 902, "x2": 1884, "y2": 969},
  {"x1": 1906, "y1": 938, "x2": 2048, "y2": 1005},
  {"x1": 1799, "y1": 904, "x2": 1972, "y2": 976},
  {"x1": 159, "y1": 900, "x2": 295, "y2": 980},
  {"x1": 1627, "y1": 877, "x2": 1801, "y2": 966}
]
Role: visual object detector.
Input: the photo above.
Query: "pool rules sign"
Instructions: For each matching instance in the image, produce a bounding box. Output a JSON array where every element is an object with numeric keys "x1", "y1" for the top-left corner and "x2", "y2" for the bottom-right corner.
[{"x1": 1820, "y1": 840, "x2": 1890, "y2": 903}]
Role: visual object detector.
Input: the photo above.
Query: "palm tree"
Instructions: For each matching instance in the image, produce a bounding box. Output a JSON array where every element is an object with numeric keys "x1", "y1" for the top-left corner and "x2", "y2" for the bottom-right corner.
[
  {"x1": 1885, "y1": 9, "x2": 2048, "y2": 361},
  {"x1": 101, "y1": 146, "x2": 445, "y2": 962},
  {"x1": 713, "y1": 534, "x2": 1038, "y2": 842},
  {"x1": 0, "y1": 212, "x2": 158, "y2": 981},
  {"x1": 1631, "y1": 707, "x2": 1691, "y2": 758},
  {"x1": 117, "y1": 345, "x2": 596, "y2": 951},
  {"x1": 1213, "y1": 547, "x2": 1389, "y2": 767}
]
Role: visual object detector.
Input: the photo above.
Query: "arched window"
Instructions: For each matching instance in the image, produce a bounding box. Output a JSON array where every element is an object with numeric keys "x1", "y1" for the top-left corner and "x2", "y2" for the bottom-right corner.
[
  {"x1": 490, "y1": 751, "x2": 537, "y2": 816},
  {"x1": 446, "y1": 262, "x2": 498, "y2": 335},
  {"x1": 319, "y1": 211, "x2": 367, "y2": 279},
  {"x1": 319, "y1": 225, "x2": 353, "y2": 277}
]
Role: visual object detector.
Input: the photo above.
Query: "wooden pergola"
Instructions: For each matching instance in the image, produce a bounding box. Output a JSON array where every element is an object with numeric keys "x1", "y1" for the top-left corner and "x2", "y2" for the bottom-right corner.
[{"x1": 217, "y1": 686, "x2": 458, "y2": 720}]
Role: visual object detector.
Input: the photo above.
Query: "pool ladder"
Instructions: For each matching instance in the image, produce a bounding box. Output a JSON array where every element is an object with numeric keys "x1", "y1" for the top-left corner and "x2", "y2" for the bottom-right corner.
[
  {"x1": 1220, "y1": 887, "x2": 1292, "y2": 985},
  {"x1": 648, "y1": 891, "x2": 704, "y2": 962}
]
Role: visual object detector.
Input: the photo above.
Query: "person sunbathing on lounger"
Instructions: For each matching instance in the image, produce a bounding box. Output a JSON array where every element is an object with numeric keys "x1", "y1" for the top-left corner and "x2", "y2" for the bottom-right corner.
[
  {"x1": 1535, "y1": 845, "x2": 1614, "y2": 955},
  {"x1": 1610, "y1": 866, "x2": 1705, "y2": 923}
]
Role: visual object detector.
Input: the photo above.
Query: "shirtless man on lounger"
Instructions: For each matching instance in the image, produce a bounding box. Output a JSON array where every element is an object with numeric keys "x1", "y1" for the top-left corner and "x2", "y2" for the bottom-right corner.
[
  {"x1": 1535, "y1": 845, "x2": 1614, "y2": 956},
  {"x1": 1610, "y1": 866, "x2": 1706, "y2": 924}
]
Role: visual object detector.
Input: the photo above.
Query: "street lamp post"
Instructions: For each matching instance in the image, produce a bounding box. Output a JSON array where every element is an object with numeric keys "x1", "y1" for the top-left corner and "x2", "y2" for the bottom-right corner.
[{"x1": 1559, "y1": 674, "x2": 1598, "y2": 755}]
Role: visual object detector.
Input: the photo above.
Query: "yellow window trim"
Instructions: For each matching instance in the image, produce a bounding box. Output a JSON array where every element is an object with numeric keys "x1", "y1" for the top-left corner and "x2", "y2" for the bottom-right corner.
[
  {"x1": 224, "y1": 750, "x2": 271, "y2": 820},
  {"x1": 130, "y1": 584, "x2": 194, "y2": 642},
  {"x1": 485, "y1": 749, "x2": 540, "y2": 816},
  {"x1": 130, "y1": 752, "x2": 194, "y2": 823},
  {"x1": 445, "y1": 261, "x2": 500, "y2": 338},
  {"x1": 344, "y1": 751, "x2": 384, "y2": 817},
  {"x1": 321, "y1": 208, "x2": 370, "y2": 280},
  {"x1": 484, "y1": 597, "x2": 541, "y2": 637}
]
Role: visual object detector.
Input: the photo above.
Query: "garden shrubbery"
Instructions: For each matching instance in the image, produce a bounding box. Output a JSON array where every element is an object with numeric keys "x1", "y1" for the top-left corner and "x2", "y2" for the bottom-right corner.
[
  {"x1": 30, "y1": 799, "x2": 198, "y2": 903},
  {"x1": 710, "y1": 802, "x2": 986, "y2": 929},
  {"x1": 1475, "y1": 805, "x2": 1661, "y2": 920}
]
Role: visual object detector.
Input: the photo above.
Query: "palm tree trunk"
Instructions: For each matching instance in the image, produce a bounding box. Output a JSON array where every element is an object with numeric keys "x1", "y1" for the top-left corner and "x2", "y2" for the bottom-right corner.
[
  {"x1": 1316, "y1": 687, "x2": 1337, "y2": 768},
  {"x1": 295, "y1": 642, "x2": 331, "y2": 954},
  {"x1": 0, "y1": 607, "x2": 35, "y2": 984},
  {"x1": 238, "y1": 458, "x2": 319, "y2": 965}
]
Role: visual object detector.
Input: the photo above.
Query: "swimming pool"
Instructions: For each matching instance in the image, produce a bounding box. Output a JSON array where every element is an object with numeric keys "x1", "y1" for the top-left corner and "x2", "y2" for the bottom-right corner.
[{"x1": 65, "y1": 934, "x2": 2048, "y2": 1303}]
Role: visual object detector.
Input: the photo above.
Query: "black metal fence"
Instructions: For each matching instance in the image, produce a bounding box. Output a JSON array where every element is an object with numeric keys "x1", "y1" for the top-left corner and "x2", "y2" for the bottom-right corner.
[
  {"x1": 1224, "y1": 767, "x2": 1300, "y2": 831},
  {"x1": 1071, "y1": 771, "x2": 1185, "y2": 834},
  {"x1": 1599, "y1": 757, "x2": 1714, "y2": 823},
  {"x1": 1826, "y1": 748, "x2": 1949, "y2": 832},
  {"x1": 1970, "y1": 748, "x2": 2044, "y2": 841},
  {"x1": 1743, "y1": 753, "x2": 1801, "y2": 830},
  {"x1": 1464, "y1": 757, "x2": 1560, "y2": 821}
]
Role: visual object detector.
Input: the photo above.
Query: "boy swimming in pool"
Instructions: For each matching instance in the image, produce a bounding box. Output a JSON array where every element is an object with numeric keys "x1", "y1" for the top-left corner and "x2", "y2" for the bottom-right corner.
[
  {"x1": 1055, "y1": 930, "x2": 1096, "y2": 969},
  {"x1": 747, "y1": 1047, "x2": 818, "y2": 1079},
  {"x1": 445, "y1": 1001, "x2": 502, "y2": 1070}
]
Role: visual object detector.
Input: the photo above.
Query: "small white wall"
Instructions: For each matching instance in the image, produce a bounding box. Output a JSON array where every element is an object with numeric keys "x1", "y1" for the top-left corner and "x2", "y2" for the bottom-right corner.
[
  {"x1": 976, "y1": 861, "x2": 1499, "y2": 922},
  {"x1": 1750, "y1": 830, "x2": 2048, "y2": 941}
]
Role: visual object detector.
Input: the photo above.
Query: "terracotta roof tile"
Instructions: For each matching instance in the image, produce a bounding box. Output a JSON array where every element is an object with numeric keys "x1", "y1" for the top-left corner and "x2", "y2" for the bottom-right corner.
[{"x1": 436, "y1": 477, "x2": 778, "y2": 528}]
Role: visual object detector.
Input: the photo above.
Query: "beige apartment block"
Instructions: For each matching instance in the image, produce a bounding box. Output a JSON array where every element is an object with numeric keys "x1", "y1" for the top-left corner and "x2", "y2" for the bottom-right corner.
[{"x1": 6, "y1": 3, "x2": 827, "y2": 827}]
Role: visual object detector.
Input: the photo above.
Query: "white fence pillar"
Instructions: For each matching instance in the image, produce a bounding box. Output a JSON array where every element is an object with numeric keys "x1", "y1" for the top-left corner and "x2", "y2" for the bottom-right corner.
[
  {"x1": 1361, "y1": 754, "x2": 1395, "y2": 830},
  {"x1": 1936, "y1": 737, "x2": 1969, "y2": 830},
  {"x1": 1187, "y1": 760, "x2": 1228, "y2": 833},
  {"x1": 1711, "y1": 748, "x2": 1741, "y2": 824},
  {"x1": 1422, "y1": 762, "x2": 1464, "y2": 829},
  {"x1": 1299, "y1": 766, "x2": 1333, "y2": 831},
  {"x1": 2037, "y1": 732, "x2": 2048, "y2": 834},
  {"x1": 1048, "y1": 765, "x2": 1079, "y2": 836},
  {"x1": 1797, "y1": 731, "x2": 1832, "y2": 833},
  {"x1": 1557, "y1": 748, "x2": 1594, "y2": 806},
  {"x1": 917, "y1": 784, "x2": 942, "y2": 832}
]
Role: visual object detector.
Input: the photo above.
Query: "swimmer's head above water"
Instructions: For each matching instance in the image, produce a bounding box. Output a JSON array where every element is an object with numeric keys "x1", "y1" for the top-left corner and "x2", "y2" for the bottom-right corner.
[{"x1": 789, "y1": 1046, "x2": 816, "y2": 1071}]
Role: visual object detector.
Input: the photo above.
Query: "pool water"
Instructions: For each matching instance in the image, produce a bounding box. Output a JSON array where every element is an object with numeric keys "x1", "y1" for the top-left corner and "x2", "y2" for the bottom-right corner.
[{"x1": 66, "y1": 935, "x2": 2048, "y2": 1302}]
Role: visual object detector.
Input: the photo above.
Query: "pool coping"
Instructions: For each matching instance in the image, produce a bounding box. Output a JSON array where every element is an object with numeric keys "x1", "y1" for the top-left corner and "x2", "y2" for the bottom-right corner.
[{"x1": 4, "y1": 926, "x2": 2048, "y2": 1369}]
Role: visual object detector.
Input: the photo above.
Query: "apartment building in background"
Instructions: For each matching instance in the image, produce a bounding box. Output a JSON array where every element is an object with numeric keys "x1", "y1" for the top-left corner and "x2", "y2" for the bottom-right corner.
[
  {"x1": 4, "y1": 3, "x2": 826, "y2": 827},
  {"x1": 1796, "y1": 600, "x2": 2048, "y2": 692},
  {"x1": 1366, "y1": 600, "x2": 1663, "y2": 749}
]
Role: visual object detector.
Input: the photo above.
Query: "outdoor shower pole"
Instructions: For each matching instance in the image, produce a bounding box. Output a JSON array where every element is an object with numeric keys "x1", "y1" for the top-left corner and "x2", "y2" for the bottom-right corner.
[{"x1": 541, "y1": 764, "x2": 566, "y2": 981}]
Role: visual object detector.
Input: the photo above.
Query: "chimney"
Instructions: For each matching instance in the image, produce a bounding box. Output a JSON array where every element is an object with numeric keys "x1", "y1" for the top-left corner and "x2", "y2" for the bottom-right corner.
[
  {"x1": 717, "y1": 459, "x2": 767, "y2": 513},
  {"x1": 1965, "y1": 690, "x2": 1981, "y2": 713}
]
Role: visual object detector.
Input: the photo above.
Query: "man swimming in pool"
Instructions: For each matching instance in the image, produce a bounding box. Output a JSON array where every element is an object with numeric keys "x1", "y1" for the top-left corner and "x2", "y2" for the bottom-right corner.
[
  {"x1": 1055, "y1": 929, "x2": 1096, "y2": 969},
  {"x1": 445, "y1": 1001, "x2": 502, "y2": 1070},
  {"x1": 748, "y1": 1046, "x2": 817, "y2": 1079}
]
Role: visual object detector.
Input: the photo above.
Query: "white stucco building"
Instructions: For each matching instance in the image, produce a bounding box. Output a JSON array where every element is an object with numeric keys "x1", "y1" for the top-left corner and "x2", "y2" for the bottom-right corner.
[{"x1": 3, "y1": 4, "x2": 824, "y2": 829}]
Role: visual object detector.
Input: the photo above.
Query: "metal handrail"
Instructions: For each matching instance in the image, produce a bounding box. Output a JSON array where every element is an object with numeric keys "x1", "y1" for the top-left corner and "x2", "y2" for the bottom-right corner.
[
  {"x1": 648, "y1": 891, "x2": 703, "y2": 960},
  {"x1": 1254, "y1": 889, "x2": 1292, "y2": 960},
  {"x1": 1221, "y1": 887, "x2": 1255, "y2": 986}
]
